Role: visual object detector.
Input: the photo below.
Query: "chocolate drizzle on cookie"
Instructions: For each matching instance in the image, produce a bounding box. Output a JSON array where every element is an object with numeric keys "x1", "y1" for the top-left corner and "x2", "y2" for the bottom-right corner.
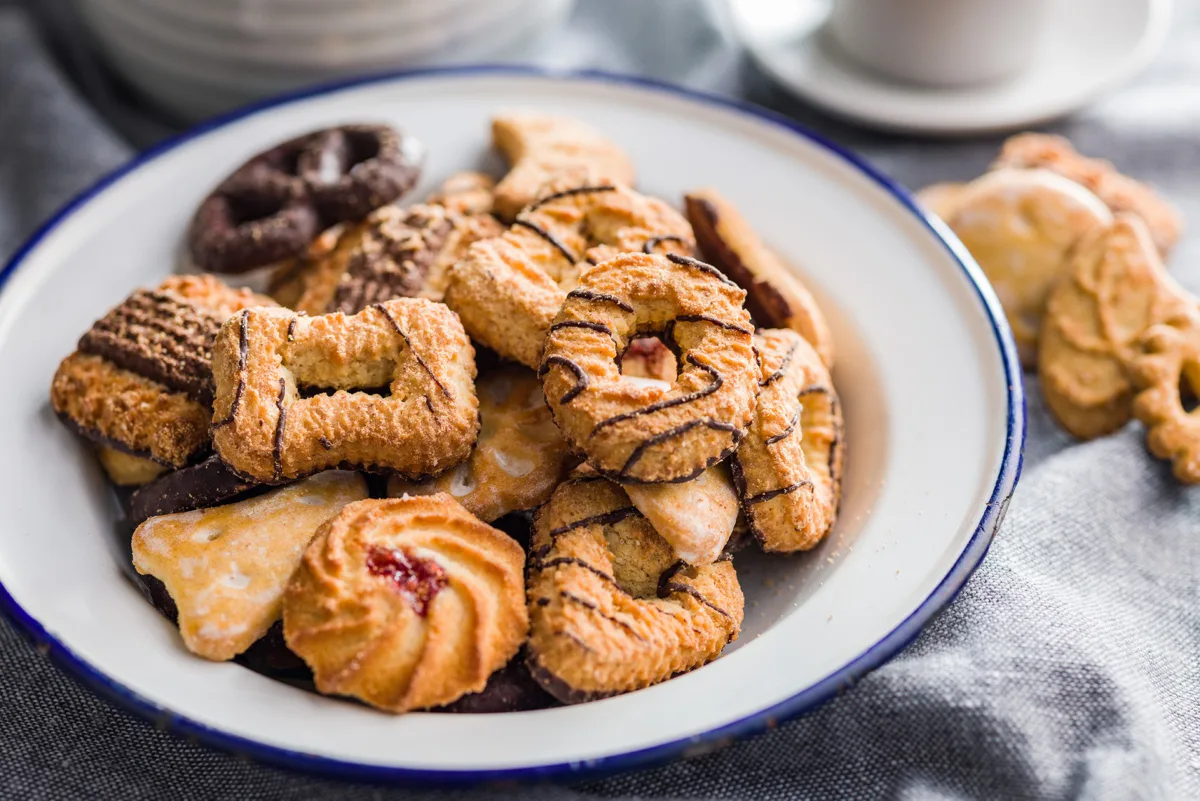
[
  {"x1": 78, "y1": 289, "x2": 222, "y2": 404},
  {"x1": 616, "y1": 418, "x2": 743, "y2": 483},
  {"x1": 665, "y1": 253, "x2": 737, "y2": 288},
  {"x1": 565, "y1": 289, "x2": 634, "y2": 313},
  {"x1": 672, "y1": 314, "x2": 754, "y2": 335},
  {"x1": 526, "y1": 184, "x2": 617, "y2": 212},
  {"x1": 512, "y1": 219, "x2": 577, "y2": 265},
  {"x1": 539, "y1": 355, "x2": 589, "y2": 404},
  {"x1": 213, "y1": 309, "x2": 250, "y2": 428},
  {"x1": 374, "y1": 303, "x2": 450, "y2": 399},
  {"x1": 743, "y1": 479, "x2": 813, "y2": 506},
  {"x1": 765, "y1": 407, "x2": 801, "y2": 446},
  {"x1": 642, "y1": 235, "x2": 690, "y2": 255},
  {"x1": 591, "y1": 355, "x2": 723, "y2": 436},
  {"x1": 272, "y1": 377, "x2": 289, "y2": 481},
  {"x1": 759, "y1": 339, "x2": 799, "y2": 387}
]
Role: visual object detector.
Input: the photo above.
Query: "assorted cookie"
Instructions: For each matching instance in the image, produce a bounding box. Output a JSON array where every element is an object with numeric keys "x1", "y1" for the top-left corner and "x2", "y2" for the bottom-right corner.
[
  {"x1": 284, "y1": 495, "x2": 527, "y2": 712},
  {"x1": 921, "y1": 134, "x2": 1197, "y2": 482},
  {"x1": 51, "y1": 113, "x2": 847, "y2": 715}
]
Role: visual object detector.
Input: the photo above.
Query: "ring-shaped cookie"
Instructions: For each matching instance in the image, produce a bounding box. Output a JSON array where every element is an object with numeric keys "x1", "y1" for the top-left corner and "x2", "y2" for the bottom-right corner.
[
  {"x1": 283, "y1": 495, "x2": 528, "y2": 713},
  {"x1": 189, "y1": 124, "x2": 422, "y2": 274},
  {"x1": 444, "y1": 182, "x2": 693, "y2": 368},
  {"x1": 730, "y1": 329, "x2": 844, "y2": 552},
  {"x1": 540, "y1": 252, "x2": 757, "y2": 484},
  {"x1": 210, "y1": 298, "x2": 478, "y2": 483},
  {"x1": 526, "y1": 473, "x2": 744, "y2": 703}
]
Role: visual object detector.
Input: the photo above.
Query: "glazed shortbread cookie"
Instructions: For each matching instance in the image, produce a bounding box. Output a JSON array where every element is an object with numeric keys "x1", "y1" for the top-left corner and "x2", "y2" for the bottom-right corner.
[
  {"x1": 445, "y1": 182, "x2": 693, "y2": 368},
  {"x1": 622, "y1": 465, "x2": 740, "y2": 565},
  {"x1": 491, "y1": 113, "x2": 636, "y2": 220},
  {"x1": 132, "y1": 471, "x2": 367, "y2": 661},
  {"x1": 1039, "y1": 215, "x2": 1195, "y2": 439},
  {"x1": 210, "y1": 299, "x2": 478, "y2": 483},
  {"x1": 526, "y1": 474, "x2": 743, "y2": 703},
  {"x1": 284, "y1": 495, "x2": 528, "y2": 712},
  {"x1": 388, "y1": 368, "x2": 572, "y2": 522},
  {"x1": 943, "y1": 168, "x2": 1114, "y2": 365},
  {"x1": 540, "y1": 252, "x2": 757, "y2": 483},
  {"x1": 994, "y1": 133, "x2": 1183, "y2": 257},
  {"x1": 685, "y1": 188, "x2": 834, "y2": 367},
  {"x1": 50, "y1": 276, "x2": 275, "y2": 484},
  {"x1": 732, "y1": 330, "x2": 844, "y2": 552}
]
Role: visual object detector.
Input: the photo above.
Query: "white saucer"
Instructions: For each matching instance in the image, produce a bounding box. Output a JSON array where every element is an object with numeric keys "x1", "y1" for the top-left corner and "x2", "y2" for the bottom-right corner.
[{"x1": 728, "y1": 0, "x2": 1172, "y2": 136}]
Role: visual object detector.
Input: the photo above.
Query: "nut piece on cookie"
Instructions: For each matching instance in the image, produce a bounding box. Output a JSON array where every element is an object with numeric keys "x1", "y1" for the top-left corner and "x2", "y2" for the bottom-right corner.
[
  {"x1": 526, "y1": 473, "x2": 744, "y2": 703},
  {"x1": 685, "y1": 188, "x2": 835, "y2": 367},
  {"x1": 1039, "y1": 214, "x2": 1195, "y2": 439},
  {"x1": 622, "y1": 465, "x2": 740, "y2": 565},
  {"x1": 732, "y1": 329, "x2": 844, "y2": 552},
  {"x1": 445, "y1": 183, "x2": 693, "y2": 368},
  {"x1": 540, "y1": 252, "x2": 758, "y2": 484},
  {"x1": 388, "y1": 367, "x2": 572, "y2": 522},
  {"x1": 132, "y1": 471, "x2": 367, "y2": 661},
  {"x1": 283, "y1": 495, "x2": 528, "y2": 713},
  {"x1": 491, "y1": 113, "x2": 636, "y2": 221},
  {"x1": 943, "y1": 168, "x2": 1114, "y2": 366},
  {"x1": 994, "y1": 133, "x2": 1183, "y2": 257},
  {"x1": 1129, "y1": 318, "x2": 1200, "y2": 483},
  {"x1": 50, "y1": 276, "x2": 276, "y2": 484},
  {"x1": 210, "y1": 299, "x2": 479, "y2": 483}
]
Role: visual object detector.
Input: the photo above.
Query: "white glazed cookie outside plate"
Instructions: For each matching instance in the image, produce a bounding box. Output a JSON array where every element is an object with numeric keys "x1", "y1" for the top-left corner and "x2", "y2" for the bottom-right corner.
[{"x1": 0, "y1": 69, "x2": 1021, "y2": 783}]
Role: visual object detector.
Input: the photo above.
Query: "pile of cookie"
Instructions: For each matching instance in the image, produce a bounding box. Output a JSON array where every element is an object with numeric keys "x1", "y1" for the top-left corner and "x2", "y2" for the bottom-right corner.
[
  {"x1": 49, "y1": 114, "x2": 844, "y2": 714},
  {"x1": 920, "y1": 135, "x2": 1199, "y2": 483}
]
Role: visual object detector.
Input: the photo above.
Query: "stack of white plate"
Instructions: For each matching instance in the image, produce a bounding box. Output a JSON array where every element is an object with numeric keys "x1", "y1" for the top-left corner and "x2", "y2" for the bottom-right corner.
[{"x1": 79, "y1": 0, "x2": 577, "y2": 121}]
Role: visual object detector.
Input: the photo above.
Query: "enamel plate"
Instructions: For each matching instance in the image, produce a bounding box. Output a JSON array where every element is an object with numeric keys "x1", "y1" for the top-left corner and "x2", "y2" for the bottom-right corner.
[{"x1": 0, "y1": 69, "x2": 1023, "y2": 784}]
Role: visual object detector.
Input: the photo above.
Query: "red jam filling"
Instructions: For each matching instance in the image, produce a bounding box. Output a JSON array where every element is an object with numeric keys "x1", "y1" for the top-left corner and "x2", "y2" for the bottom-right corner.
[{"x1": 366, "y1": 545, "x2": 448, "y2": 616}]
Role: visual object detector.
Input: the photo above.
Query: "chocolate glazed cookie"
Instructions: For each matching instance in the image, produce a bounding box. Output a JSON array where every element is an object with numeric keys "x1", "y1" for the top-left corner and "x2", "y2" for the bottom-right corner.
[
  {"x1": 731, "y1": 329, "x2": 844, "y2": 552},
  {"x1": 526, "y1": 473, "x2": 744, "y2": 703},
  {"x1": 189, "y1": 124, "x2": 422, "y2": 274},
  {"x1": 540, "y1": 252, "x2": 758, "y2": 484}
]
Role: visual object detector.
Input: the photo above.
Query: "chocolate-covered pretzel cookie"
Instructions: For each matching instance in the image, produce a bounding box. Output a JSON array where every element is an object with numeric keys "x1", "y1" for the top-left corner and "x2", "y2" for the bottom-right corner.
[
  {"x1": 210, "y1": 299, "x2": 478, "y2": 483},
  {"x1": 540, "y1": 252, "x2": 757, "y2": 483},
  {"x1": 50, "y1": 276, "x2": 275, "y2": 483},
  {"x1": 445, "y1": 182, "x2": 693, "y2": 368},
  {"x1": 189, "y1": 124, "x2": 422, "y2": 274},
  {"x1": 526, "y1": 473, "x2": 743, "y2": 703}
]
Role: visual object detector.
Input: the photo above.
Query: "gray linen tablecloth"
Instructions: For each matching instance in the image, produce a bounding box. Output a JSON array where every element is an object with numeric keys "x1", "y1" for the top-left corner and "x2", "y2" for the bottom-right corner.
[{"x1": 2, "y1": 1, "x2": 1198, "y2": 798}]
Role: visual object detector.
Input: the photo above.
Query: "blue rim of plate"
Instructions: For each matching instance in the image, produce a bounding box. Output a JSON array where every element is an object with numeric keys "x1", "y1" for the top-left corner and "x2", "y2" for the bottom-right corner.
[{"x1": 0, "y1": 65, "x2": 1025, "y2": 786}]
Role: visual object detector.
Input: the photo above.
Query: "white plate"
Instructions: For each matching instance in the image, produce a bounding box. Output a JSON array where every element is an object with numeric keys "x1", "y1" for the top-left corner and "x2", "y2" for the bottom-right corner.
[
  {"x1": 728, "y1": 0, "x2": 1172, "y2": 136},
  {"x1": 0, "y1": 69, "x2": 1023, "y2": 783}
]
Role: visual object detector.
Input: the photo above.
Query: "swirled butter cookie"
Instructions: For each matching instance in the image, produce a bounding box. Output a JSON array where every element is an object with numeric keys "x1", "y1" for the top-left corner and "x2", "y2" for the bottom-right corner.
[{"x1": 283, "y1": 495, "x2": 528, "y2": 712}]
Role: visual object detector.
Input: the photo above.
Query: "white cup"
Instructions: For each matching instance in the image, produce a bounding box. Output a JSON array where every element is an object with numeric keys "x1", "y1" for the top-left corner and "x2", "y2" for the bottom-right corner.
[{"x1": 828, "y1": 0, "x2": 1048, "y2": 87}]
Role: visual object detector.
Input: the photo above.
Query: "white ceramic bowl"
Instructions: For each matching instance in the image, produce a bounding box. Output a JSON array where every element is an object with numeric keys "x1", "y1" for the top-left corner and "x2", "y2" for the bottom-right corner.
[
  {"x1": 0, "y1": 70, "x2": 1023, "y2": 784},
  {"x1": 80, "y1": 0, "x2": 576, "y2": 119}
]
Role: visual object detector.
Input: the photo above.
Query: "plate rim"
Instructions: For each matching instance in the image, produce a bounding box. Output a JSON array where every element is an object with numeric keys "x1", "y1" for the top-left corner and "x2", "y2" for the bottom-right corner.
[{"x1": 0, "y1": 65, "x2": 1025, "y2": 786}]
